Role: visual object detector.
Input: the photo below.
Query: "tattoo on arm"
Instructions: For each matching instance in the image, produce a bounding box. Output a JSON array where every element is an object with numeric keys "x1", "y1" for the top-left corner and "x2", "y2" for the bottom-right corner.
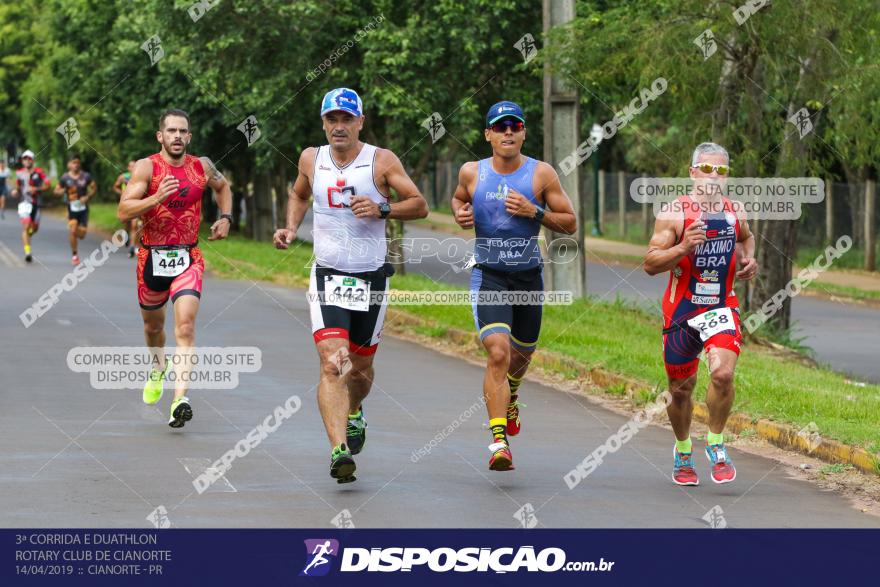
[{"x1": 202, "y1": 157, "x2": 225, "y2": 184}]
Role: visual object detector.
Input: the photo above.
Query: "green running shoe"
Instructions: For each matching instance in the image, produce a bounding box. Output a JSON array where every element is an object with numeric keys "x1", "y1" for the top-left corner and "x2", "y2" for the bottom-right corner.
[
  {"x1": 330, "y1": 443, "x2": 356, "y2": 483},
  {"x1": 346, "y1": 409, "x2": 367, "y2": 455},
  {"x1": 168, "y1": 396, "x2": 192, "y2": 428},
  {"x1": 142, "y1": 364, "x2": 167, "y2": 405}
]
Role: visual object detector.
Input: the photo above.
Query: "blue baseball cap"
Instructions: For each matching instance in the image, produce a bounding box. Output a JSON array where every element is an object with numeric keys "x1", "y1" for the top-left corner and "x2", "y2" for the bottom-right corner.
[
  {"x1": 485, "y1": 101, "x2": 525, "y2": 127},
  {"x1": 320, "y1": 88, "x2": 363, "y2": 118}
]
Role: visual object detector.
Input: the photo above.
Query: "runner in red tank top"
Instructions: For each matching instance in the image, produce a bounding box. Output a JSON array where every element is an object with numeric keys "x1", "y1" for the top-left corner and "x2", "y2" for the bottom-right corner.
[
  {"x1": 644, "y1": 143, "x2": 758, "y2": 486},
  {"x1": 118, "y1": 109, "x2": 233, "y2": 429}
]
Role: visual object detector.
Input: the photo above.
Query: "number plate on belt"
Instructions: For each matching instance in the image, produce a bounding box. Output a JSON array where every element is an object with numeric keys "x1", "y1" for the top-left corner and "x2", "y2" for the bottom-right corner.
[
  {"x1": 686, "y1": 307, "x2": 735, "y2": 342},
  {"x1": 151, "y1": 248, "x2": 190, "y2": 277},
  {"x1": 326, "y1": 274, "x2": 369, "y2": 312}
]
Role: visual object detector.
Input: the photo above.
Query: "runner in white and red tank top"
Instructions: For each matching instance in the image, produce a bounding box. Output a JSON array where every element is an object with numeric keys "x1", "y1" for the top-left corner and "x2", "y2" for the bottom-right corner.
[
  {"x1": 118, "y1": 109, "x2": 233, "y2": 429},
  {"x1": 644, "y1": 143, "x2": 758, "y2": 487},
  {"x1": 273, "y1": 88, "x2": 428, "y2": 483}
]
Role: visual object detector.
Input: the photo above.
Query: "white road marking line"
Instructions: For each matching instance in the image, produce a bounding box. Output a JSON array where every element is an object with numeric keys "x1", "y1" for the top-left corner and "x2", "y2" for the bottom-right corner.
[{"x1": 0, "y1": 240, "x2": 25, "y2": 267}]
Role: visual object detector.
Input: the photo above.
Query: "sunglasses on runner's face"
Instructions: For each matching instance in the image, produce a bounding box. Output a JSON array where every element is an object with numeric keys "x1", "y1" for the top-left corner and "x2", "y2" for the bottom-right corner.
[
  {"x1": 692, "y1": 163, "x2": 730, "y2": 175},
  {"x1": 490, "y1": 120, "x2": 525, "y2": 133}
]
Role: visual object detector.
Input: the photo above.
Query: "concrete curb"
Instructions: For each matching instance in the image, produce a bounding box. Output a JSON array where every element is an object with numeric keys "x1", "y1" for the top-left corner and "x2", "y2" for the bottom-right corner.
[{"x1": 385, "y1": 309, "x2": 880, "y2": 476}]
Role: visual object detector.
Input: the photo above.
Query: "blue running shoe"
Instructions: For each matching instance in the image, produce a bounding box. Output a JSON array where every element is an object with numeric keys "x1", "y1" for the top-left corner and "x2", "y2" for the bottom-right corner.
[{"x1": 673, "y1": 447, "x2": 699, "y2": 486}]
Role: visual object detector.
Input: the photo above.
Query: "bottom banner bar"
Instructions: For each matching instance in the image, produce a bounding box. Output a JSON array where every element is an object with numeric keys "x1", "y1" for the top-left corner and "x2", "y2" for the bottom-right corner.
[{"x1": 4, "y1": 529, "x2": 874, "y2": 586}]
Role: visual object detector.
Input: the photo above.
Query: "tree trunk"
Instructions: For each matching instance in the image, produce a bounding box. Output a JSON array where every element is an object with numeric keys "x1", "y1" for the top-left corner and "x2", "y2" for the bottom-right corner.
[
  {"x1": 752, "y1": 52, "x2": 820, "y2": 333},
  {"x1": 736, "y1": 51, "x2": 762, "y2": 313},
  {"x1": 225, "y1": 159, "x2": 244, "y2": 233},
  {"x1": 251, "y1": 171, "x2": 274, "y2": 242},
  {"x1": 842, "y1": 162, "x2": 865, "y2": 246},
  {"x1": 866, "y1": 178, "x2": 876, "y2": 271},
  {"x1": 240, "y1": 165, "x2": 254, "y2": 239},
  {"x1": 712, "y1": 34, "x2": 740, "y2": 142},
  {"x1": 273, "y1": 161, "x2": 288, "y2": 230}
]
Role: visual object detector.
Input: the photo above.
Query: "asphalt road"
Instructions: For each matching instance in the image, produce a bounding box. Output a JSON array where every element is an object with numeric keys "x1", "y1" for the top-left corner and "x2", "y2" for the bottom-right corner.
[
  {"x1": 0, "y1": 214, "x2": 876, "y2": 528},
  {"x1": 303, "y1": 213, "x2": 880, "y2": 383}
]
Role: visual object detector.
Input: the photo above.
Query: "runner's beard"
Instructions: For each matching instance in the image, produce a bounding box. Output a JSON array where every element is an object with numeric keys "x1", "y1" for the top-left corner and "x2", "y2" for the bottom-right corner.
[{"x1": 164, "y1": 140, "x2": 187, "y2": 161}]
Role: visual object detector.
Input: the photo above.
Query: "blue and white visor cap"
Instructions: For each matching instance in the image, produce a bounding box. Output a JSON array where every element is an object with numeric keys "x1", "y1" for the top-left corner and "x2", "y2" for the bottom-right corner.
[{"x1": 320, "y1": 88, "x2": 363, "y2": 118}]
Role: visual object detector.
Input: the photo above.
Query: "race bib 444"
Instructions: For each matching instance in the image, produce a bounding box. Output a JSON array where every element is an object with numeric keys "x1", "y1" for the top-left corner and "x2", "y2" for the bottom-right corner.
[{"x1": 151, "y1": 248, "x2": 190, "y2": 277}]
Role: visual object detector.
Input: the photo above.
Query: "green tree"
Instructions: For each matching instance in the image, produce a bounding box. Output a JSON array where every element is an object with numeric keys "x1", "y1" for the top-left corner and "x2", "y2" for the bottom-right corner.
[{"x1": 545, "y1": 0, "x2": 878, "y2": 332}]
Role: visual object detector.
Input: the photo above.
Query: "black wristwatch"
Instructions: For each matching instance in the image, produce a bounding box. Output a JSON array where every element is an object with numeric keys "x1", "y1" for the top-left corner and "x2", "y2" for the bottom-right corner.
[
  {"x1": 219, "y1": 213, "x2": 233, "y2": 223},
  {"x1": 533, "y1": 205, "x2": 545, "y2": 222},
  {"x1": 379, "y1": 202, "x2": 392, "y2": 219}
]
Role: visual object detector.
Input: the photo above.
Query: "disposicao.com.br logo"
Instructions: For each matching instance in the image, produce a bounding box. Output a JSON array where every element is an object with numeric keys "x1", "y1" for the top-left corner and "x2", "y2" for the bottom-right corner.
[
  {"x1": 301, "y1": 539, "x2": 340, "y2": 577},
  {"x1": 300, "y1": 540, "x2": 614, "y2": 575}
]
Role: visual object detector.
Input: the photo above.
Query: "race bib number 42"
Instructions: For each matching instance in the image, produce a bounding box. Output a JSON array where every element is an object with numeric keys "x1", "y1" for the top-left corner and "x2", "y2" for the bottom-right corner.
[
  {"x1": 686, "y1": 307, "x2": 735, "y2": 342},
  {"x1": 326, "y1": 274, "x2": 369, "y2": 312},
  {"x1": 151, "y1": 248, "x2": 190, "y2": 277}
]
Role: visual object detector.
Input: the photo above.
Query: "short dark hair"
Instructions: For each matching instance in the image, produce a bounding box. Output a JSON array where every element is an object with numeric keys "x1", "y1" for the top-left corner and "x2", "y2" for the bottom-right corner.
[
  {"x1": 159, "y1": 109, "x2": 191, "y2": 131},
  {"x1": 68, "y1": 153, "x2": 81, "y2": 162}
]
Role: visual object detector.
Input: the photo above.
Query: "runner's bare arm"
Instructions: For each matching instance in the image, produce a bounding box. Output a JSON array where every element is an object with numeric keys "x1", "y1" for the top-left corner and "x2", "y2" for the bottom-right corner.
[
  {"x1": 733, "y1": 202, "x2": 754, "y2": 247},
  {"x1": 36, "y1": 174, "x2": 50, "y2": 195},
  {"x1": 533, "y1": 161, "x2": 576, "y2": 234},
  {"x1": 84, "y1": 179, "x2": 97, "y2": 202},
  {"x1": 288, "y1": 148, "x2": 315, "y2": 231},
  {"x1": 200, "y1": 157, "x2": 232, "y2": 215},
  {"x1": 371, "y1": 148, "x2": 428, "y2": 221},
  {"x1": 451, "y1": 162, "x2": 476, "y2": 229},
  {"x1": 733, "y1": 201, "x2": 757, "y2": 280},
  {"x1": 644, "y1": 216, "x2": 694, "y2": 276},
  {"x1": 112, "y1": 174, "x2": 125, "y2": 196},
  {"x1": 117, "y1": 159, "x2": 178, "y2": 222},
  {"x1": 274, "y1": 148, "x2": 314, "y2": 248},
  {"x1": 202, "y1": 157, "x2": 233, "y2": 241}
]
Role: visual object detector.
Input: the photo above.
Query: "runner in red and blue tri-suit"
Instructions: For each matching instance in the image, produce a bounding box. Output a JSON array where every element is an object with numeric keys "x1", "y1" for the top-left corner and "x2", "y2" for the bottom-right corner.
[{"x1": 644, "y1": 143, "x2": 758, "y2": 487}]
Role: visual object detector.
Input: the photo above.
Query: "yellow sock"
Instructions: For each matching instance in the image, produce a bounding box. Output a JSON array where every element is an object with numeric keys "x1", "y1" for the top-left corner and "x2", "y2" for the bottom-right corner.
[
  {"x1": 489, "y1": 417, "x2": 507, "y2": 443},
  {"x1": 24, "y1": 244, "x2": 31, "y2": 254},
  {"x1": 675, "y1": 437, "x2": 692, "y2": 454},
  {"x1": 506, "y1": 373, "x2": 522, "y2": 395}
]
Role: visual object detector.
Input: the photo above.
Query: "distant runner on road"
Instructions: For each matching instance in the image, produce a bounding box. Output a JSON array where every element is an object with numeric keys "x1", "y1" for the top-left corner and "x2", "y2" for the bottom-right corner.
[
  {"x1": 12, "y1": 149, "x2": 49, "y2": 263},
  {"x1": 0, "y1": 159, "x2": 10, "y2": 220},
  {"x1": 54, "y1": 153, "x2": 97, "y2": 266}
]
